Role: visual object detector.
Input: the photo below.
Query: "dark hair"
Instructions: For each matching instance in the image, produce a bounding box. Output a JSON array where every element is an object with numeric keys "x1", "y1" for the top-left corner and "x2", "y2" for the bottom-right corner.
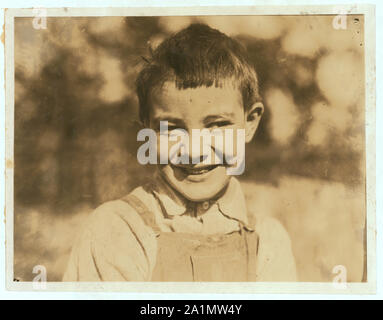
[{"x1": 136, "y1": 23, "x2": 261, "y2": 122}]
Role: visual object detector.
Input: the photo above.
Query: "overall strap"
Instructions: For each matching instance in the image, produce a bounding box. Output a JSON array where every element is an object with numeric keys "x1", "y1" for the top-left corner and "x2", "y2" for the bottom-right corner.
[{"x1": 121, "y1": 194, "x2": 160, "y2": 233}]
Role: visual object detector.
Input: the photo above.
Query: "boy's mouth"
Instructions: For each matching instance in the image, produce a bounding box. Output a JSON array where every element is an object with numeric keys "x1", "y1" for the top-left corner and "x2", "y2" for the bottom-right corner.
[{"x1": 173, "y1": 164, "x2": 219, "y2": 176}]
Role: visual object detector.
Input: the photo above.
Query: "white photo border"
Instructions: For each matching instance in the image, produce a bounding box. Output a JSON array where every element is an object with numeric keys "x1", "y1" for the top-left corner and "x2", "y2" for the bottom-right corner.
[{"x1": 4, "y1": 4, "x2": 376, "y2": 295}]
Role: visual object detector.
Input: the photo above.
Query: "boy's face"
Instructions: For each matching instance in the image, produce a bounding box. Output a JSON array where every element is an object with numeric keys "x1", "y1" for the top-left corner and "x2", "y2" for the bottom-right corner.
[{"x1": 148, "y1": 81, "x2": 263, "y2": 202}]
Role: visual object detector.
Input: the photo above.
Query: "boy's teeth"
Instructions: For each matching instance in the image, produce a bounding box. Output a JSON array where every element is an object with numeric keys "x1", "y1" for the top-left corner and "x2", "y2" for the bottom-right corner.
[{"x1": 184, "y1": 167, "x2": 211, "y2": 175}]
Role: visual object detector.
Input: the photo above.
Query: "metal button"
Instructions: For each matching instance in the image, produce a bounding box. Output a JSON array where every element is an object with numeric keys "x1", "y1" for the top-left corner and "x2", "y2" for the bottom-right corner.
[{"x1": 202, "y1": 201, "x2": 210, "y2": 210}]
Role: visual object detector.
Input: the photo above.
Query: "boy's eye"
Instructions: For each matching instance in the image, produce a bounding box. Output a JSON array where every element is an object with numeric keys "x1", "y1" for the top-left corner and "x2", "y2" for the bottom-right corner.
[
  {"x1": 206, "y1": 121, "x2": 233, "y2": 129},
  {"x1": 166, "y1": 125, "x2": 181, "y2": 134},
  {"x1": 159, "y1": 124, "x2": 183, "y2": 135},
  {"x1": 167, "y1": 125, "x2": 179, "y2": 131}
]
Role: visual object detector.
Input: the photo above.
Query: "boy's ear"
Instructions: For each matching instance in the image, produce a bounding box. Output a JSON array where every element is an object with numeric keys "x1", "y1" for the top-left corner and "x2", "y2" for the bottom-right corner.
[{"x1": 245, "y1": 102, "x2": 264, "y2": 143}]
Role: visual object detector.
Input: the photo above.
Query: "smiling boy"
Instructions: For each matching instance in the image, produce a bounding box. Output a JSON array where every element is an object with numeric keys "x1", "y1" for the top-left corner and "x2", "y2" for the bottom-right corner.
[{"x1": 63, "y1": 24, "x2": 297, "y2": 282}]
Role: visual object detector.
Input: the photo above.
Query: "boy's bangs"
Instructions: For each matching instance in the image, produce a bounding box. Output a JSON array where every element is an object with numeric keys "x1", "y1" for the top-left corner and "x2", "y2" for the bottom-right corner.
[{"x1": 136, "y1": 23, "x2": 261, "y2": 121}]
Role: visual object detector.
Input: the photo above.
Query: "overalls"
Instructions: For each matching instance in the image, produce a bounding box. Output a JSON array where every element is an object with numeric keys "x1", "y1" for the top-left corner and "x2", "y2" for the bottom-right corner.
[{"x1": 122, "y1": 193, "x2": 259, "y2": 282}]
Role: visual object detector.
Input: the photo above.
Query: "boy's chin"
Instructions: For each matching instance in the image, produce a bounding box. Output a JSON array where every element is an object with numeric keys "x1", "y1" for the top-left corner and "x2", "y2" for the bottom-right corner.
[{"x1": 178, "y1": 186, "x2": 226, "y2": 202}]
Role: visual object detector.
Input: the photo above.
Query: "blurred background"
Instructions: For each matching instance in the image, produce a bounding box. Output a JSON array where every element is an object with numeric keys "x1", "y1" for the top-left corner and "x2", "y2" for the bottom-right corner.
[{"x1": 14, "y1": 15, "x2": 365, "y2": 282}]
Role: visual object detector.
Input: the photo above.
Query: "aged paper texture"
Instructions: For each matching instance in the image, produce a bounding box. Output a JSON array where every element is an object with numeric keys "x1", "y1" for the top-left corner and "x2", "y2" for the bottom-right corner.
[{"x1": 4, "y1": 5, "x2": 376, "y2": 294}]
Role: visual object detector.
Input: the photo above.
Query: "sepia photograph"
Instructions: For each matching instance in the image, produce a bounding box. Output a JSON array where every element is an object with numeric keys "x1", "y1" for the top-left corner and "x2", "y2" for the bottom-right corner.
[{"x1": 3, "y1": 5, "x2": 376, "y2": 293}]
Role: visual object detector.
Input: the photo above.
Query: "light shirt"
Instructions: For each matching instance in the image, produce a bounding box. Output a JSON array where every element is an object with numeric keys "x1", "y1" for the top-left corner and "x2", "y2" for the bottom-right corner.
[{"x1": 63, "y1": 175, "x2": 297, "y2": 281}]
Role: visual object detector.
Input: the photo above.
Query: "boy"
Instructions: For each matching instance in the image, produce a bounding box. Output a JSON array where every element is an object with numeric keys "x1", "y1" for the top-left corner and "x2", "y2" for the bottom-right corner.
[{"x1": 63, "y1": 24, "x2": 297, "y2": 282}]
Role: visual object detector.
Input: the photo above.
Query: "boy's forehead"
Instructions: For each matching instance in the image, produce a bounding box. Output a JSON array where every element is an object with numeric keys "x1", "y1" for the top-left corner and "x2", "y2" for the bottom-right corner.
[{"x1": 149, "y1": 81, "x2": 243, "y2": 116}]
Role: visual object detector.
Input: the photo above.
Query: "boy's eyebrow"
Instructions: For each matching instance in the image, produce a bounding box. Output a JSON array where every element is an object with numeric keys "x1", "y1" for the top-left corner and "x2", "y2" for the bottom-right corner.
[
  {"x1": 203, "y1": 113, "x2": 236, "y2": 123},
  {"x1": 152, "y1": 116, "x2": 186, "y2": 126}
]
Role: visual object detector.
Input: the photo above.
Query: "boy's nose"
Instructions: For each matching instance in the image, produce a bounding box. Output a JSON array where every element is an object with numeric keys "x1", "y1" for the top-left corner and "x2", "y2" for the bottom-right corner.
[
  {"x1": 186, "y1": 136, "x2": 212, "y2": 165},
  {"x1": 168, "y1": 136, "x2": 211, "y2": 165},
  {"x1": 168, "y1": 129, "x2": 223, "y2": 165},
  {"x1": 188, "y1": 152, "x2": 208, "y2": 164}
]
